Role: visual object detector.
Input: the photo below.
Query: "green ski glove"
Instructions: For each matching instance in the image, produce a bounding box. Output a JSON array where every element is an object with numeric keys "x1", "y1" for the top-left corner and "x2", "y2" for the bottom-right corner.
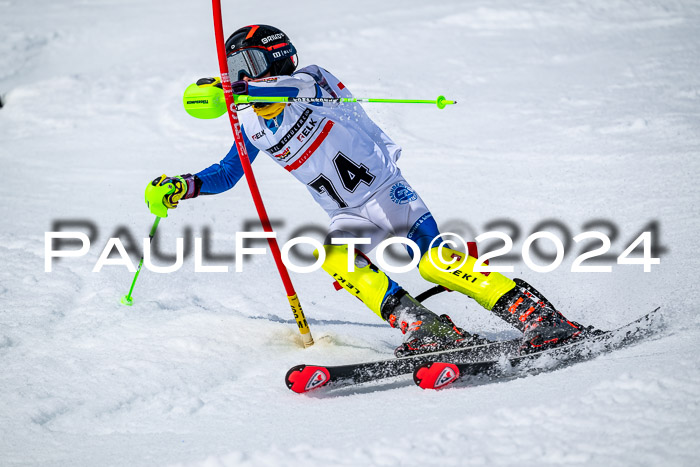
[{"x1": 145, "y1": 174, "x2": 200, "y2": 217}]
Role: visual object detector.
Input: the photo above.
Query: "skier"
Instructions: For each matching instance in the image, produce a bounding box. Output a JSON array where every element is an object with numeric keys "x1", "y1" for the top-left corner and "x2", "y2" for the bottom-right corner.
[{"x1": 146, "y1": 24, "x2": 594, "y2": 356}]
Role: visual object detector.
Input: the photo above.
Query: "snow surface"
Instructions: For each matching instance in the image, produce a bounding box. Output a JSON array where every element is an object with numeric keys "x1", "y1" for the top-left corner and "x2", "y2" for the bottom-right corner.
[{"x1": 2, "y1": 0, "x2": 700, "y2": 465}]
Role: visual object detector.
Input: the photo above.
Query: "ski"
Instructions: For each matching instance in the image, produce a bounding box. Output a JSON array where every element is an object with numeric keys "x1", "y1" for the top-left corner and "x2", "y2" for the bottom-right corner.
[
  {"x1": 413, "y1": 307, "x2": 662, "y2": 390},
  {"x1": 285, "y1": 337, "x2": 521, "y2": 393}
]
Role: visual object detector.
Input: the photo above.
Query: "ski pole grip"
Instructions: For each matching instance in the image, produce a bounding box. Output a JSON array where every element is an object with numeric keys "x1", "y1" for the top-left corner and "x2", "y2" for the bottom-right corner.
[
  {"x1": 231, "y1": 80, "x2": 248, "y2": 95},
  {"x1": 234, "y1": 95, "x2": 288, "y2": 105}
]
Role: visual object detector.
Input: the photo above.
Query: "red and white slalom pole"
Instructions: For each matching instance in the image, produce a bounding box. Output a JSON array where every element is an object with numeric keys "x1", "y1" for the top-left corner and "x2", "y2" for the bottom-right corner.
[{"x1": 211, "y1": 0, "x2": 313, "y2": 347}]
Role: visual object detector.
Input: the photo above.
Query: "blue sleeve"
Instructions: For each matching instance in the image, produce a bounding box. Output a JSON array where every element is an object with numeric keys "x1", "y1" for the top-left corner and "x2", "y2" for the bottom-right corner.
[
  {"x1": 195, "y1": 129, "x2": 260, "y2": 194},
  {"x1": 247, "y1": 82, "x2": 302, "y2": 98},
  {"x1": 247, "y1": 76, "x2": 322, "y2": 99}
]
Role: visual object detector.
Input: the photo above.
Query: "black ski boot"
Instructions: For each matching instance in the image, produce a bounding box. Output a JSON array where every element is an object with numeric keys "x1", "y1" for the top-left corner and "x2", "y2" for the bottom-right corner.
[
  {"x1": 491, "y1": 279, "x2": 600, "y2": 354},
  {"x1": 381, "y1": 289, "x2": 489, "y2": 357}
]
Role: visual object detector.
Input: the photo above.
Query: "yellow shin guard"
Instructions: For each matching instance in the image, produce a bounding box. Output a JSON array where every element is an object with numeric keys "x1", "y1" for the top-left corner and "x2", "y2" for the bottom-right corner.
[
  {"x1": 315, "y1": 245, "x2": 390, "y2": 318},
  {"x1": 418, "y1": 246, "x2": 516, "y2": 310}
]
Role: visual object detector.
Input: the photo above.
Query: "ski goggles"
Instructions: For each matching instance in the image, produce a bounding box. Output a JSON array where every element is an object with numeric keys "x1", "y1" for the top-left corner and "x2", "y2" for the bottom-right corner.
[{"x1": 226, "y1": 43, "x2": 297, "y2": 81}]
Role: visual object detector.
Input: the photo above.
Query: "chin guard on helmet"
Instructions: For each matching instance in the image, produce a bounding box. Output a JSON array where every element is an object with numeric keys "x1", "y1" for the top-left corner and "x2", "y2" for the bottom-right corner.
[{"x1": 182, "y1": 77, "x2": 226, "y2": 119}]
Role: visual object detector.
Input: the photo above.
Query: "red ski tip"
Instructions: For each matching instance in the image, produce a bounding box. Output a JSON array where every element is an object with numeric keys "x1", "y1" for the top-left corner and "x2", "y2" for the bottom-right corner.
[
  {"x1": 413, "y1": 362, "x2": 460, "y2": 390},
  {"x1": 285, "y1": 365, "x2": 331, "y2": 393}
]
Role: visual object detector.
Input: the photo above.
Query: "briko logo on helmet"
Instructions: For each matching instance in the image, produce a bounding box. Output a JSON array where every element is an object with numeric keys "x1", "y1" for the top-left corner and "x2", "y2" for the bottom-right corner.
[{"x1": 261, "y1": 33, "x2": 285, "y2": 44}]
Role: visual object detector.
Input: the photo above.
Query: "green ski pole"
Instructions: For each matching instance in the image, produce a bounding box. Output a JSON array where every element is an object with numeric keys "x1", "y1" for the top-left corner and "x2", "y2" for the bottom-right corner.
[
  {"x1": 182, "y1": 79, "x2": 457, "y2": 119},
  {"x1": 232, "y1": 94, "x2": 457, "y2": 109},
  {"x1": 121, "y1": 216, "x2": 161, "y2": 306}
]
